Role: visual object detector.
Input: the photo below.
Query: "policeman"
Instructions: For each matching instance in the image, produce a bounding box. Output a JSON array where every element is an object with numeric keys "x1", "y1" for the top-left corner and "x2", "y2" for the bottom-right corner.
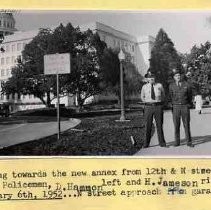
[
  {"x1": 169, "y1": 69, "x2": 194, "y2": 147},
  {"x1": 141, "y1": 71, "x2": 167, "y2": 148}
]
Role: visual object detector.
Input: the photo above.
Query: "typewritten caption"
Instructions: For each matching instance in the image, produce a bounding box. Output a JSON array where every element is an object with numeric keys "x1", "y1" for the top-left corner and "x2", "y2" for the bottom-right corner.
[{"x1": 0, "y1": 166, "x2": 211, "y2": 201}]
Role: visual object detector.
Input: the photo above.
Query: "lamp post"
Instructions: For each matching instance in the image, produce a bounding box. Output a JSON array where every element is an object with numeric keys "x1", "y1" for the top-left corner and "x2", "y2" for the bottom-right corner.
[
  {"x1": 118, "y1": 49, "x2": 127, "y2": 121},
  {"x1": 0, "y1": 34, "x2": 4, "y2": 52}
]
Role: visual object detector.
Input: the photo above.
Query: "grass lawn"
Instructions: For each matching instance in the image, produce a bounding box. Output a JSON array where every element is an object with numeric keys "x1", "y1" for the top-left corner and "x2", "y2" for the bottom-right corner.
[{"x1": 0, "y1": 111, "x2": 146, "y2": 156}]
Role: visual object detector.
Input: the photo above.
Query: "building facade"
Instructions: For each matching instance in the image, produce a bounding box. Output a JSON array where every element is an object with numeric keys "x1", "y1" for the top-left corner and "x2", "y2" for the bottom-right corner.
[
  {"x1": 0, "y1": 29, "x2": 46, "y2": 111},
  {"x1": 80, "y1": 22, "x2": 154, "y2": 75},
  {"x1": 0, "y1": 16, "x2": 154, "y2": 109},
  {"x1": 0, "y1": 12, "x2": 17, "y2": 36}
]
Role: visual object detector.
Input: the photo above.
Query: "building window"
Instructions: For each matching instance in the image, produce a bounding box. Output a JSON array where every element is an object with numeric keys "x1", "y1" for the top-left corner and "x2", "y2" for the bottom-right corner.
[
  {"x1": 3, "y1": 21, "x2": 6, "y2": 27},
  {"x1": 131, "y1": 56, "x2": 134, "y2": 63},
  {"x1": 12, "y1": 44, "x2": 15, "y2": 52},
  {"x1": 6, "y1": 94, "x2": 9, "y2": 100},
  {"x1": 132, "y1": 45, "x2": 135, "y2": 52},
  {"x1": 0, "y1": 94, "x2": 4, "y2": 100},
  {"x1": 1, "y1": 58, "x2": 4, "y2": 65},
  {"x1": 11, "y1": 56, "x2": 15, "y2": 64},
  {"x1": 1, "y1": 69, "x2": 5, "y2": 76},
  {"x1": 125, "y1": 43, "x2": 128, "y2": 50},
  {"x1": 17, "y1": 93, "x2": 21, "y2": 100},
  {"x1": 17, "y1": 43, "x2": 22, "y2": 51},
  {"x1": 7, "y1": 22, "x2": 9, "y2": 28},
  {"x1": 121, "y1": 40, "x2": 124, "y2": 48},
  {"x1": 6, "y1": 45, "x2": 10, "y2": 52},
  {"x1": 117, "y1": 41, "x2": 120, "y2": 48},
  {"x1": 12, "y1": 93, "x2": 15, "y2": 100},
  {"x1": 0, "y1": 20, "x2": 1, "y2": 27},
  {"x1": 6, "y1": 69, "x2": 10, "y2": 76},
  {"x1": 102, "y1": 35, "x2": 106, "y2": 42},
  {"x1": 6, "y1": 57, "x2": 10, "y2": 64}
]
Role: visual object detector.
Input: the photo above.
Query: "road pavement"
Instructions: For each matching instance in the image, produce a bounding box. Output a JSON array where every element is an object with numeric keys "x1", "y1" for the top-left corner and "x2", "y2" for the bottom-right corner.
[
  {"x1": 135, "y1": 107, "x2": 211, "y2": 156},
  {"x1": 0, "y1": 118, "x2": 80, "y2": 148}
]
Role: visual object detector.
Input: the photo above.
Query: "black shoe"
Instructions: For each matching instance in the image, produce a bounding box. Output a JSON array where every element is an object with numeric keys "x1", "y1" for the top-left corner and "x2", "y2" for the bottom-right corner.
[
  {"x1": 143, "y1": 145, "x2": 149, "y2": 148},
  {"x1": 187, "y1": 143, "x2": 194, "y2": 147},
  {"x1": 160, "y1": 144, "x2": 168, "y2": 148}
]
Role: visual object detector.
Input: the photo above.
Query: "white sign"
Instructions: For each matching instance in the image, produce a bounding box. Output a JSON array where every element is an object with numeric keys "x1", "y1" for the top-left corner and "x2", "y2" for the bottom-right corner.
[{"x1": 44, "y1": 53, "x2": 71, "y2": 75}]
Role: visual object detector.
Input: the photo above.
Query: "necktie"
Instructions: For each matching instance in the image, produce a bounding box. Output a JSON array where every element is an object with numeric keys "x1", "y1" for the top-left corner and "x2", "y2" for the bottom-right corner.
[{"x1": 151, "y1": 84, "x2": 155, "y2": 100}]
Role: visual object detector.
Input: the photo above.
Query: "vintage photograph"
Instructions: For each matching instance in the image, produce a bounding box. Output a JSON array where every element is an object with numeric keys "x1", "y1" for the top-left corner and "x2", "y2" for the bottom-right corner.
[{"x1": 0, "y1": 10, "x2": 210, "y2": 156}]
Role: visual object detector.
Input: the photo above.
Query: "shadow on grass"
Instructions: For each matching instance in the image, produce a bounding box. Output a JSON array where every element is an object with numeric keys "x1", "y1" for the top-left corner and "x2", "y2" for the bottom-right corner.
[{"x1": 0, "y1": 111, "x2": 147, "y2": 156}]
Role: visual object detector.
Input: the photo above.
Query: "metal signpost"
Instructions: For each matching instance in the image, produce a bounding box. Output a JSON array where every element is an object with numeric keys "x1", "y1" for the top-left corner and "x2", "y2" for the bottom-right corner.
[{"x1": 44, "y1": 53, "x2": 71, "y2": 140}]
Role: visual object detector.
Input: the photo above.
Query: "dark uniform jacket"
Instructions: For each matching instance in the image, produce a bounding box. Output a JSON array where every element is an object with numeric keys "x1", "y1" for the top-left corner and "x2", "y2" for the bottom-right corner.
[{"x1": 169, "y1": 81, "x2": 192, "y2": 105}]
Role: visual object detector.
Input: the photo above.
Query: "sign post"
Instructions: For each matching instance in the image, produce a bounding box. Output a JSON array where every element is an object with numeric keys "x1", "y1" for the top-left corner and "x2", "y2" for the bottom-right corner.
[
  {"x1": 57, "y1": 73, "x2": 60, "y2": 140},
  {"x1": 44, "y1": 53, "x2": 71, "y2": 140}
]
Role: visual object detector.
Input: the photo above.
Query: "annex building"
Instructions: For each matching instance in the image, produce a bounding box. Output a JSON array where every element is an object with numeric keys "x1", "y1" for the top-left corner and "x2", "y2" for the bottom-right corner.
[{"x1": 0, "y1": 14, "x2": 155, "y2": 110}]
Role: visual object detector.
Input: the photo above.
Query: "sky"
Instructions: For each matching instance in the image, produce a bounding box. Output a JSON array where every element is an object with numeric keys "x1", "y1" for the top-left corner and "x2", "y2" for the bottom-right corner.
[{"x1": 13, "y1": 10, "x2": 211, "y2": 54}]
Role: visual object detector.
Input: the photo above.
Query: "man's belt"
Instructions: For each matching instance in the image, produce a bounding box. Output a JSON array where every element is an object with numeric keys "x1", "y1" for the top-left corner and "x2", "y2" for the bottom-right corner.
[{"x1": 145, "y1": 102, "x2": 163, "y2": 106}]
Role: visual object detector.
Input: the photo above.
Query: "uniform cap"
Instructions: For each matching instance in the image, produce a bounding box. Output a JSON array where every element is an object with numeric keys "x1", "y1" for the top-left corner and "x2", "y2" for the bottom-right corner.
[
  {"x1": 145, "y1": 71, "x2": 155, "y2": 78},
  {"x1": 172, "y1": 68, "x2": 181, "y2": 76}
]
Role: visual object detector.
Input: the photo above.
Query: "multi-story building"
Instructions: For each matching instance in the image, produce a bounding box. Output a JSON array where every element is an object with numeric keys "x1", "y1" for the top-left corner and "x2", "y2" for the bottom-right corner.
[
  {"x1": 0, "y1": 29, "x2": 45, "y2": 111},
  {"x1": 0, "y1": 14, "x2": 155, "y2": 110}
]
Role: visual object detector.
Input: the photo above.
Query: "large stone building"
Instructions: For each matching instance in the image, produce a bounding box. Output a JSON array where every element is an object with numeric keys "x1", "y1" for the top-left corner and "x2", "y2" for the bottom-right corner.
[{"x1": 0, "y1": 14, "x2": 155, "y2": 110}]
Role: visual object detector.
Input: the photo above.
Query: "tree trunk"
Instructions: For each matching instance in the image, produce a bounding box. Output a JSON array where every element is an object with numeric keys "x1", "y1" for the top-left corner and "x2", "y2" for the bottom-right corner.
[
  {"x1": 37, "y1": 95, "x2": 47, "y2": 107},
  {"x1": 77, "y1": 93, "x2": 84, "y2": 112},
  {"x1": 46, "y1": 91, "x2": 51, "y2": 108}
]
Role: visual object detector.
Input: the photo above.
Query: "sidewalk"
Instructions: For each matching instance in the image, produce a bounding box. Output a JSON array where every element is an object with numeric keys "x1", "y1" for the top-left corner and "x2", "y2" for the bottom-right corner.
[
  {"x1": 135, "y1": 107, "x2": 211, "y2": 156},
  {"x1": 0, "y1": 118, "x2": 80, "y2": 148}
]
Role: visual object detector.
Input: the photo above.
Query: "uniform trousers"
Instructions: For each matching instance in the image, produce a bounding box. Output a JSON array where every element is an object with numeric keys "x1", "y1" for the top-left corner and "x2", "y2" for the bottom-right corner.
[
  {"x1": 144, "y1": 104, "x2": 166, "y2": 147},
  {"x1": 172, "y1": 104, "x2": 192, "y2": 145}
]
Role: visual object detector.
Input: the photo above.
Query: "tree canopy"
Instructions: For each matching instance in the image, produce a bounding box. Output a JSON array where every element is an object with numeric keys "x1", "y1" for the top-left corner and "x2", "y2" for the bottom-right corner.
[
  {"x1": 149, "y1": 28, "x2": 182, "y2": 91},
  {"x1": 182, "y1": 41, "x2": 211, "y2": 97},
  {"x1": 2, "y1": 23, "x2": 106, "y2": 107},
  {"x1": 2, "y1": 22, "x2": 144, "y2": 108},
  {"x1": 99, "y1": 48, "x2": 143, "y2": 102}
]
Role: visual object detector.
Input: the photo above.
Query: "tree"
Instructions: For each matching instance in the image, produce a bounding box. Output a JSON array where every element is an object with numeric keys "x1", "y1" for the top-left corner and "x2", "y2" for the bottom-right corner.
[
  {"x1": 2, "y1": 28, "x2": 57, "y2": 107},
  {"x1": 2, "y1": 24, "x2": 106, "y2": 108},
  {"x1": 99, "y1": 48, "x2": 143, "y2": 103},
  {"x1": 182, "y1": 41, "x2": 211, "y2": 97},
  {"x1": 64, "y1": 29, "x2": 107, "y2": 109},
  {"x1": 149, "y1": 28, "x2": 182, "y2": 92}
]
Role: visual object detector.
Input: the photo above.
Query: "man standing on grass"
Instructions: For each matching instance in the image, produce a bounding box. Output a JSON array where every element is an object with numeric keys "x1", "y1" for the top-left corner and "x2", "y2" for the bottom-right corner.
[
  {"x1": 141, "y1": 70, "x2": 167, "y2": 148},
  {"x1": 169, "y1": 69, "x2": 194, "y2": 147}
]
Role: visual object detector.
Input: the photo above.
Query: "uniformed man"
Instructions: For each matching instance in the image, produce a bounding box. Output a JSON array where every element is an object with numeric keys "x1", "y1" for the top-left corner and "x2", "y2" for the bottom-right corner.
[
  {"x1": 169, "y1": 69, "x2": 194, "y2": 147},
  {"x1": 141, "y1": 71, "x2": 167, "y2": 148}
]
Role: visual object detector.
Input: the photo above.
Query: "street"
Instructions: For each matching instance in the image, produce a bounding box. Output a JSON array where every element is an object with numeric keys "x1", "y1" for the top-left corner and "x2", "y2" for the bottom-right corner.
[
  {"x1": 136, "y1": 107, "x2": 211, "y2": 156},
  {"x1": 0, "y1": 118, "x2": 80, "y2": 148}
]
